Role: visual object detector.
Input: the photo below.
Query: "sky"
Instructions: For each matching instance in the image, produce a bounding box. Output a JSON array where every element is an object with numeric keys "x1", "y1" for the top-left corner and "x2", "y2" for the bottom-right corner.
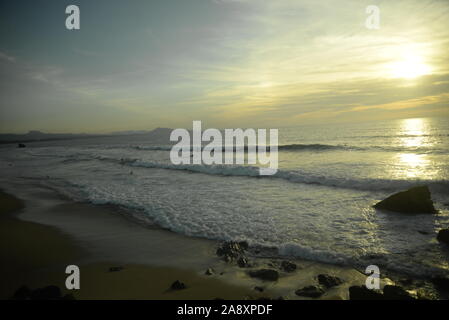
[{"x1": 0, "y1": 0, "x2": 449, "y2": 133}]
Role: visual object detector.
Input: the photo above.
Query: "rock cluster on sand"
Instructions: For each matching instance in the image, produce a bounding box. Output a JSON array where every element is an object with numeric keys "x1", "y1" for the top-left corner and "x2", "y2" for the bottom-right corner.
[
  {"x1": 295, "y1": 274, "x2": 344, "y2": 298},
  {"x1": 11, "y1": 285, "x2": 74, "y2": 300},
  {"x1": 349, "y1": 285, "x2": 415, "y2": 300},
  {"x1": 317, "y1": 274, "x2": 344, "y2": 288},
  {"x1": 295, "y1": 285, "x2": 325, "y2": 298},
  {"x1": 248, "y1": 269, "x2": 279, "y2": 281},
  {"x1": 216, "y1": 241, "x2": 250, "y2": 267},
  {"x1": 373, "y1": 186, "x2": 437, "y2": 214},
  {"x1": 170, "y1": 280, "x2": 186, "y2": 290},
  {"x1": 437, "y1": 229, "x2": 449, "y2": 245}
]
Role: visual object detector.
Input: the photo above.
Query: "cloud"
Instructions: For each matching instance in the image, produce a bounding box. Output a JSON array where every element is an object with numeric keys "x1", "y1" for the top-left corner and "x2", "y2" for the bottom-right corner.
[{"x1": 0, "y1": 51, "x2": 15, "y2": 62}]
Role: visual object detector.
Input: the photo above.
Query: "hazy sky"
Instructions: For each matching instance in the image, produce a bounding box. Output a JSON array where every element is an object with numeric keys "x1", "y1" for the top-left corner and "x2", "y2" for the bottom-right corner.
[{"x1": 1, "y1": 0, "x2": 448, "y2": 133}]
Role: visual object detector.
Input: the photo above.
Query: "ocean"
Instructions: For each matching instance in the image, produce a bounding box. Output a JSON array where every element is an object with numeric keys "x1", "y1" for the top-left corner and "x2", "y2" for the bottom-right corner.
[{"x1": 1, "y1": 117, "x2": 449, "y2": 278}]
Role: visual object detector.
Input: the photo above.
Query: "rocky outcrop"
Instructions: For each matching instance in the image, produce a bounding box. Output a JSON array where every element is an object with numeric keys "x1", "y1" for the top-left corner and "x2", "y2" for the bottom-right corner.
[
  {"x1": 170, "y1": 280, "x2": 186, "y2": 290},
  {"x1": 248, "y1": 269, "x2": 279, "y2": 281},
  {"x1": 295, "y1": 285, "x2": 324, "y2": 298},
  {"x1": 280, "y1": 261, "x2": 297, "y2": 273},
  {"x1": 216, "y1": 241, "x2": 250, "y2": 268},
  {"x1": 349, "y1": 286, "x2": 383, "y2": 300},
  {"x1": 317, "y1": 274, "x2": 344, "y2": 288},
  {"x1": 437, "y1": 229, "x2": 449, "y2": 245},
  {"x1": 349, "y1": 285, "x2": 415, "y2": 300},
  {"x1": 382, "y1": 285, "x2": 415, "y2": 300},
  {"x1": 373, "y1": 186, "x2": 437, "y2": 214}
]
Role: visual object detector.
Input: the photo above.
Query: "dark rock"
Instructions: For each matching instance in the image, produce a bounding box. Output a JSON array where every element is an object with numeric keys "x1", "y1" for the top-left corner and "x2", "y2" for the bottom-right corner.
[
  {"x1": 170, "y1": 280, "x2": 186, "y2": 290},
  {"x1": 216, "y1": 241, "x2": 247, "y2": 264},
  {"x1": 373, "y1": 186, "x2": 437, "y2": 214},
  {"x1": 417, "y1": 230, "x2": 429, "y2": 235},
  {"x1": 238, "y1": 241, "x2": 249, "y2": 250},
  {"x1": 349, "y1": 286, "x2": 383, "y2": 300},
  {"x1": 430, "y1": 276, "x2": 449, "y2": 291},
  {"x1": 254, "y1": 286, "x2": 264, "y2": 292},
  {"x1": 109, "y1": 266, "x2": 124, "y2": 272},
  {"x1": 237, "y1": 257, "x2": 249, "y2": 268},
  {"x1": 437, "y1": 229, "x2": 449, "y2": 245},
  {"x1": 248, "y1": 269, "x2": 279, "y2": 281},
  {"x1": 295, "y1": 285, "x2": 324, "y2": 298},
  {"x1": 280, "y1": 261, "x2": 297, "y2": 273},
  {"x1": 18, "y1": 143, "x2": 26, "y2": 148},
  {"x1": 205, "y1": 268, "x2": 214, "y2": 276},
  {"x1": 317, "y1": 274, "x2": 344, "y2": 288},
  {"x1": 30, "y1": 285, "x2": 62, "y2": 300},
  {"x1": 383, "y1": 285, "x2": 415, "y2": 300},
  {"x1": 11, "y1": 286, "x2": 31, "y2": 300},
  {"x1": 216, "y1": 241, "x2": 245, "y2": 258}
]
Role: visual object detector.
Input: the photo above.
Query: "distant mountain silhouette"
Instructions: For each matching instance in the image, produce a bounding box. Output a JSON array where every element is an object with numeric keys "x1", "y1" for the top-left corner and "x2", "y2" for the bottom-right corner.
[{"x1": 0, "y1": 128, "x2": 175, "y2": 144}]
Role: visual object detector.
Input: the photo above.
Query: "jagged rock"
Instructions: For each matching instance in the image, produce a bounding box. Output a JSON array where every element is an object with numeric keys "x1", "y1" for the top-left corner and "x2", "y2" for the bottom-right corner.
[
  {"x1": 216, "y1": 241, "x2": 246, "y2": 261},
  {"x1": 17, "y1": 143, "x2": 26, "y2": 148},
  {"x1": 216, "y1": 241, "x2": 249, "y2": 267},
  {"x1": 383, "y1": 285, "x2": 415, "y2": 300},
  {"x1": 317, "y1": 274, "x2": 344, "y2": 288},
  {"x1": 295, "y1": 285, "x2": 324, "y2": 298},
  {"x1": 248, "y1": 269, "x2": 279, "y2": 281},
  {"x1": 280, "y1": 261, "x2": 297, "y2": 273},
  {"x1": 216, "y1": 241, "x2": 245, "y2": 258},
  {"x1": 437, "y1": 229, "x2": 449, "y2": 245},
  {"x1": 205, "y1": 268, "x2": 214, "y2": 276},
  {"x1": 349, "y1": 286, "x2": 383, "y2": 300},
  {"x1": 254, "y1": 286, "x2": 264, "y2": 292},
  {"x1": 373, "y1": 186, "x2": 437, "y2": 214},
  {"x1": 170, "y1": 280, "x2": 186, "y2": 290}
]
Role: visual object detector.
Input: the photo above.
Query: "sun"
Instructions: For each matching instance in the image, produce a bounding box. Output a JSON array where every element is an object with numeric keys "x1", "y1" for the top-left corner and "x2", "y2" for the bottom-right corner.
[{"x1": 387, "y1": 54, "x2": 432, "y2": 79}]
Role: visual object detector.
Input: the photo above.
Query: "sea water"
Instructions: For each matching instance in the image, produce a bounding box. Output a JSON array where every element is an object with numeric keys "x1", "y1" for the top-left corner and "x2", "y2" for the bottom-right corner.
[{"x1": 1, "y1": 117, "x2": 448, "y2": 277}]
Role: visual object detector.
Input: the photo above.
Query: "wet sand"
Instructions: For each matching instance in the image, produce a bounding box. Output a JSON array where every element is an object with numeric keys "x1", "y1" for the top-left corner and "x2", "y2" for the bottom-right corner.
[
  {"x1": 0, "y1": 183, "x2": 382, "y2": 300},
  {"x1": 0, "y1": 189, "x2": 259, "y2": 299}
]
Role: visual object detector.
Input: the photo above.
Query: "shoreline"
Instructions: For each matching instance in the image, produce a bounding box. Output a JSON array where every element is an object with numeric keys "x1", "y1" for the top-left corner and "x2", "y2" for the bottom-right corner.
[
  {"x1": 0, "y1": 182, "x2": 446, "y2": 300},
  {"x1": 0, "y1": 188, "x2": 259, "y2": 300}
]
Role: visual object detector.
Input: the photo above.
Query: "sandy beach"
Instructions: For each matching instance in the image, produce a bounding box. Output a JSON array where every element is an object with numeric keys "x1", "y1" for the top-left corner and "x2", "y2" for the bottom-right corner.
[{"x1": 0, "y1": 180, "x2": 382, "y2": 300}]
